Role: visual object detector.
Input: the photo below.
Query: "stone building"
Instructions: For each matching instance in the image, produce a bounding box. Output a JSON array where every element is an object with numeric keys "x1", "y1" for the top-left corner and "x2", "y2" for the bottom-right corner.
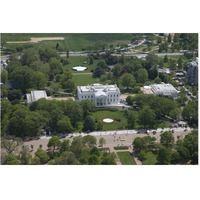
[
  {"x1": 185, "y1": 58, "x2": 198, "y2": 86},
  {"x1": 77, "y1": 83, "x2": 120, "y2": 107}
]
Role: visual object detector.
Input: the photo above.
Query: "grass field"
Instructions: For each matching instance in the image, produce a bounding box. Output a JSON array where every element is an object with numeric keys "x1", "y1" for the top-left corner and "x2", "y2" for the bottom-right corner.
[
  {"x1": 117, "y1": 152, "x2": 136, "y2": 165},
  {"x1": 64, "y1": 56, "x2": 104, "y2": 73},
  {"x1": 2, "y1": 33, "x2": 133, "y2": 51},
  {"x1": 92, "y1": 110, "x2": 127, "y2": 130},
  {"x1": 72, "y1": 74, "x2": 110, "y2": 87},
  {"x1": 141, "y1": 151, "x2": 158, "y2": 165}
]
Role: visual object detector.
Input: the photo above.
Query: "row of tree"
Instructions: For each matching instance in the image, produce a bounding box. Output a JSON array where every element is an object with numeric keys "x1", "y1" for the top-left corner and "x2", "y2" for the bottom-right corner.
[
  {"x1": 2, "y1": 135, "x2": 116, "y2": 165},
  {"x1": 132, "y1": 130, "x2": 198, "y2": 164}
]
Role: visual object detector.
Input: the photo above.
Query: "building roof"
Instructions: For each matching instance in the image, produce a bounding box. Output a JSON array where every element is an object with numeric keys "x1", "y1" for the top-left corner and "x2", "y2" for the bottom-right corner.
[
  {"x1": 78, "y1": 84, "x2": 119, "y2": 94},
  {"x1": 31, "y1": 91, "x2": 47, "y2": 101}
]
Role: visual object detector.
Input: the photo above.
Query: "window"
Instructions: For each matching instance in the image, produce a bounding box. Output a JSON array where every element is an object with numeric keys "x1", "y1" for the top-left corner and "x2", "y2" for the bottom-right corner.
[
  {"x1": 117, "y1": 94, "x2": 118, "y2": 97},
  {"x1": 82, "y1": 96, "x2": 83, "y2": 98},
  {"x1": 114, "y1": 95, "x2": 115, "y2": 97},
  {"x1": 91, "y1": 96, "x2": 93, "y2": 98},
  {"x1": 111, "y1": 95, "x2": 112, "y2": 97},
  {"x1": 88, "y1": 96, "x2": 90, "y2": 98}
]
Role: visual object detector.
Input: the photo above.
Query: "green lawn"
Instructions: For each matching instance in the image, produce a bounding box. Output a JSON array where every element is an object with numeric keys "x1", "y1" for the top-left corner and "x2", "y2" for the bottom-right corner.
[
  {"x1": 64, "y1": 56, "x2": 104, "y2": 73},
  {"x1": 117, "y1": 152, "x2": 136, "y2": 165},
  {"x1": 141, "y1": 151, "x2": 158, "y2": 165},
  {"x1": 2, "y1": 33, "x2": 133, "y2": 51},
  {"x1": 92, "y1": 110, "x2": 127, "y2": 130},
  {"x1": 72, "y1": 74, "x2": 110, "y2": 88}
]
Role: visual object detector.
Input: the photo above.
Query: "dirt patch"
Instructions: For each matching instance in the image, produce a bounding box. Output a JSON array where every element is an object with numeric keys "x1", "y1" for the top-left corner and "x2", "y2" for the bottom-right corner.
[{"x1": 7, "y1": 37, "x2": 65, "y2": 44}]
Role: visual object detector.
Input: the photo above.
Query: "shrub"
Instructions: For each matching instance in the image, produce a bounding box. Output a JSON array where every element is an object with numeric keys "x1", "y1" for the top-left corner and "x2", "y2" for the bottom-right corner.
[{"x1": 114, "y1": 146, "x2": 129, "y2": 150}]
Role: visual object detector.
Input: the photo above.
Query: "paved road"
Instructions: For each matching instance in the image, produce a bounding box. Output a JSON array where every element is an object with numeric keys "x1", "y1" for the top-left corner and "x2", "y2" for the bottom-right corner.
[{"x1": 1, "y1": 52, "x2": 184, "y2": 63}]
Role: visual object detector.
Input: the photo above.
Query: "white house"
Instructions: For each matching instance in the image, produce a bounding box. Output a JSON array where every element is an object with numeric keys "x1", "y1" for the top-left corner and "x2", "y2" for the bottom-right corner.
[
  {"x1": 26, "y1": 90, "x2": 47, "y2": 104},
  {"x1": 77, "y1": 83, "x2": 120, "y2": 107}
]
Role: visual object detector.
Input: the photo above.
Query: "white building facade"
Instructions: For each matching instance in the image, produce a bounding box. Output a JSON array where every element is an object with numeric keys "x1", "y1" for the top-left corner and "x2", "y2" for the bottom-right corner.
[
  {"x1": 77, "y1": 84, "x2": 120, "y2": 107},
  {"x1": 150, "y1": 83, "x2": 178, "y2": 99},
  {"x1": 26, "y1": 90, "x2": 47, "y2": 104}
]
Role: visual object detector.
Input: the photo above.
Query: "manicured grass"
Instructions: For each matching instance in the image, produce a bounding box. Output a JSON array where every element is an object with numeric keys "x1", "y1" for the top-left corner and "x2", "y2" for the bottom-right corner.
[
  {"x1": 2, "y1": 33, "x2": 133, "y2": 51},
  {"x1": 114, "y1": 146, "x2": 129, "y2": 150},
  {"x1": 141, "y1": 151, "x2": 158, "y2": 165},
  {"x1": 64, "y1": 56, "x2": 104, "y2": 73},
  {"x1": 92, "y1": 110, "x2": 127, "y2": 130},
  {"x1": 72, "y1": 74, "x2": 110, "y2": 88},
  {"x1": 117, "y1": 152, "x2": 136, "y2": 165}
]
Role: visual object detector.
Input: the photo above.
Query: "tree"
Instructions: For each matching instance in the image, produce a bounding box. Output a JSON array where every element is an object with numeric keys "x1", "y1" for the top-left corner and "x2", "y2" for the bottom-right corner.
[
  {"x1": 88, "y1": 154, "x2": 100, "y2": 165},
  {"x1": 57, "y1": 116, "x2": 73, "y2": 134},
  {"x1": 101, "y1": 152, "x2": 116, "y2": 165},
  {"x1": 49, "y1": 57, "x2": 63, "y2": 75},
  {"x1": 154, "y1": 77, "x2": 161, "y2": 84},
  {"x1": 1, "y1": 69, "x2": 8, "y2": 84},
  {"x1": 10, "y1": 66, "x2": 35, "y2": 93},
  {"x1": 89, "y1": 56, "x2": 93, "y2": 64},
  {"x1": 24, "y1": 112, "x2": 43, "y2": 137},
  {"x1": 7, "y1": 89, "x2": 22, "y2": 102},
  {"x1": 80, "y1": 99, "x2": 94, "y2": 117},
  {"x1": 83, "y1": 135, "x2": 97, "y2": 147},
  {"x1": 93, "y1": 66, "x2": 105, "y2": 77},
  {"x1": 62, "y1": 100, "x2": 83, "y2": 126},
  {"x1": 96, "y1": 121, "x2": 103, "y2": 131},
  {"x1": 170, "y1": 151, "x2": 181, "y2": 164},
  {"x1": 132, "y1": 137, "x2": 148, "y2": 153},
  {"x1": 39, "y1": 47, "x2": 60, "y2": 62},
  {"x1": 34, "y1": 72, "x2": 47, "y2": 89},
  {"x1": 157, "y1": 147, "x2": 170, "y2": 164},
  {"x1": 120, "y1": 73, "x2": 136, "y2": 90},
  {"x1": 97, "y1": 61, "x2": 108, "y2": 69},
  {"x1": 1, "y1": 84, "x2": 8, "y2": 98},
  {"x1": 31, "y1": 156, "x2": 40, "y2": 165},
  {"x1": 168, "y1": 34, "x2": 172, "y2": 43},
  {"x1": 138, "y1": 150, "x2": 146, "y2": 161},
  {"x1": 71, "y1": 137, "x2": 84, "y2": 158},
  {"x1": 64, "y1": 80, "x2": 75, "y2": 92},
  {"x1": 56, "y1": 42, "x2": 59, "y2": 50},
  {"x1": 127, "y1": 111, "x2": 137, "y2": 129},
  {"x1": 177, "y1": 146, "x2": 190, "y2": 162},
  {"x1": 112, "y1": 64, "x2": 122, "y2": 80},
  {"x1": 182, "y1": 100, "x2": 198, "y2": 126},
  {"x1": 83, "y1": 115, "x2": 96, "y2": 132},
  {"x1": 137, "y1": 68, "x2": 148, "y2": 83},
  {"x1": 47, "y1": 136, "x2": 61, "y2": 153},
  {"x1": 163, "y1": 55, "x2": 168, "y2": 63},
  {"x1": 99, "y1": 137, "x2": 106, "y2": 148},
  {"x1": 60, "y1": 140, "x2": 70, "y2": 153},
  {"x1": 160, "y1": 131, "x2": 174, "y2": 148},
  {"x1": 2, "y1": 153, "x2": 19, "y2": 165},
  {"x1": 139, "y1": 106, "x2": 156, "y2": 128},
  {"x1": 35, "y1": 148, "x2": 50, "y2": 164},
  {"x1": 1, "y1": 136, "x2": 22, "y2": 154},
  {"x1": 19, "y1": 145, "x2": 32, "y2": 165},
  {"x1": 148, "y1": 66, "x2": 158, "y2": 80},
  {"x1": 50, "y1": 151, "x2": 78, "y2": 165},
  {"x1": 90, "y1": 146, "x2": 100, "y2": 156}
]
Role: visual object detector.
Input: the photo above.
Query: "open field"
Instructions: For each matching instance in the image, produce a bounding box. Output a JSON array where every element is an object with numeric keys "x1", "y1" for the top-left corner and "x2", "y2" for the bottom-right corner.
[
  {"x1": 117, "y1": 152, "x2": 136, "y2": 165},
  {"x1": 92, "y1": 110, "x2": 127, "y2": 130},
  {"x1": 72, "y1": 74, "x2": 110, "y2": 87},
  {"x1": 2, "y1": 33, "x2": 133, "y2": 51},
  {"x1": 141, "y1": 151, "x2": 158, "y2": 165},
  {"x1": 64, "y1": 56, "x2": 104, "y2": 73}
]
